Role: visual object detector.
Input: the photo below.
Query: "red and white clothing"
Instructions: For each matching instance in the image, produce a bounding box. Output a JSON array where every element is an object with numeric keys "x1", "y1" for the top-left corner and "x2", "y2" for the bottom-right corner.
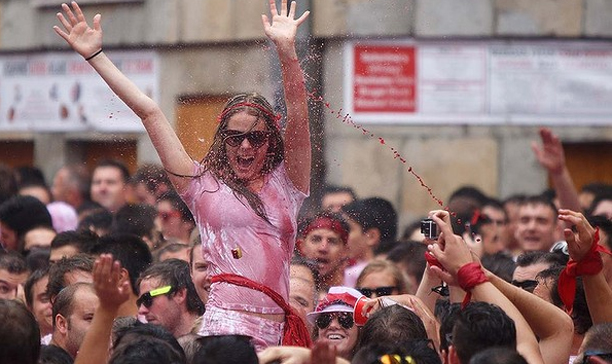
[{"x1": 180, "y1": 162, "x2": 307, "y2": 345}]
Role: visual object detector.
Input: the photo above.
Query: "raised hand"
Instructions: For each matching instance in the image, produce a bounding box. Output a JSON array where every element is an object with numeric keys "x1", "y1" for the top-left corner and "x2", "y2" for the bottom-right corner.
[
  {"x1": 261, "y1": 0, "x2": 309, "y2": 47},
  {"x1": 557, "y1": 209, "x2": 597, "y2": 262},
  {"x1": 258, "y1": 345, "x2": 311, "y2": 364},
  {"x1": 92, "y1": 254, "x2": 131, "y2": 310},
  {"x1": 310, "y1": 341, "x2": 337, "y2": 364},
  {"x1": 53, "y1": 1, "x2": 102, "y2": 59},
  {"x1": 427, "y1": 213, "x2": 473, "y2": 276},
  {"x1": 531, "y1": 127, "x2": 565, "y2": 175}
]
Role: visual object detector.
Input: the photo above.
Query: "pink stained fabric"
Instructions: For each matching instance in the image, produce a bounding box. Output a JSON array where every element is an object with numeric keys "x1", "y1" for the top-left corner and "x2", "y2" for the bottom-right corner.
[
  {"x1": 199, "y1": 305, "x2": 284, "y2": 351},
  {"x1": 343, "y1": 260, "x2": 369, "y2": 288},
  {"x1": 180, "y1": 161, "x2": 307, "y2": 315},
  {"x1": 46, "y1": 201, "x2": 78, "y2": 233}
]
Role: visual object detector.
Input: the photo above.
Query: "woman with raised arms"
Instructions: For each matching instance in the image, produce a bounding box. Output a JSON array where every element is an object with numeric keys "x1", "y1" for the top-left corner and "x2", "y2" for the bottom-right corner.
[{"x1": 55, "y1": 0, "x2": 311, "y2": 350}]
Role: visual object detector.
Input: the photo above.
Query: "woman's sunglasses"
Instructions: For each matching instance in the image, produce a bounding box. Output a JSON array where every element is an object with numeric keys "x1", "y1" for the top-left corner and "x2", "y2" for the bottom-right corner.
[
  {"x1": 357, "y1": 286, "x2": 397, "y2": 298},
  {"x1": 223, "y1": 130, "x2": 270, "y2": 148},
  {"x1": 136, "y1": 285, "x2": 175, "y2": 308},
  {"x1": 315, "y1": 312, "x2": 354, "y2": 330}
]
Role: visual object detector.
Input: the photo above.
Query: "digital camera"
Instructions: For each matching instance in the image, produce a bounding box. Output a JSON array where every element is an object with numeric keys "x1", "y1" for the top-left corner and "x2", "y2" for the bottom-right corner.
[{"x1": 420, "y1": 218, "x2": 438, "y2": 240}]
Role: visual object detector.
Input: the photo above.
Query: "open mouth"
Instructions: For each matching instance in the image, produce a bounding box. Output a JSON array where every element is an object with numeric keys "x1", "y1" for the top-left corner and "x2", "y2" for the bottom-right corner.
[
  {"x1": 326, "y1": 332, "x2": 346, "y2": 341},
  {"x1": 315, "y1": 258, "x2": 330, "y2": 269},
  {"x1": 237, "y1": 156, "x2": 255, "y2": 169}
]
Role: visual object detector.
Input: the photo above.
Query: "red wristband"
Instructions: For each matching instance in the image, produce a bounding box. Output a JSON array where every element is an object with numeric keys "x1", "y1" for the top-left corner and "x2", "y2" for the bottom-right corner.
[
  {"x1": 558, "y1": 228, "x2": 611, "y2": 313},
  {"x1": 456, "y1": 262, "x2": 489, "y2": 308}
]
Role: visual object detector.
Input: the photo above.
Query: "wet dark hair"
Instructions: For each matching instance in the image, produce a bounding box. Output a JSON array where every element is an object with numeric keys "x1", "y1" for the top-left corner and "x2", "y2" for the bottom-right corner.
[
  {"x1": 193, "y1": 335, "x2": 258, "y2": 364},
  {"x1": 112, "y1": 322, "x2": 185, "y2": 358},
  {"x1": 77, "y1": 208, "x2": 113, "y2": 235},
  {"x1": 0, "y1": 299, "x2": 40, "y2": 364},
  {"x1": 438, "y1": 302, "x2": 461, "y2": 353},
  {"x1": 91, "y1": 233, "x2": 153, "y2": 295},
  {"x1": 50, "y1": 229, "x2": 99, "y2": 253},
  {"x1": 452, "y1": 302, "x2": 516, "y2": 364},
  {"x1": 137, "y1": 258, "x2": 205, "y2": 315},
  {"x1": 342, "y1": 197, "x2": 398, "y2": 253},
  {"x1": 358, "y1": 305, "x2": 428, "y2": 349},
  {"x1": 172, "y1": 93, "x2": 284, "y2": 224},
  {"x1": 111, "y1": 203, "x2": 158, "y2": 242},
  {"x1": 47, "y1": 253, "x2": 94, "y2": 302},
  {"x1": 0, "y1": 195, "x2": 53, "y2": 243},
  {"x1": 38, "y1": 344, "x2": 73, "y2": 364},
  {"x1": 468, "y1": 347, "x2": 528, "y2": 364},
  {"x1": 481, "y1": 252, "x2": 516, "y2": 283},
  {"x1": 515, "y1": 250, "x2": 568, "y2": 268},
  {"x1": 24, "y1": 266, "x2": 49, "y2": 308},
  {"x1": 110, "y1": 324, "x2": 186, "y2": 364},
  {"x1": 0, "y1": 250, "x2": 28, "y2": 274}
]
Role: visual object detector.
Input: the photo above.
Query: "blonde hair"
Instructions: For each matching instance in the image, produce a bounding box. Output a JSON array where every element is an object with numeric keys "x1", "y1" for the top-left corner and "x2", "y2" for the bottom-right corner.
[{"x1": 355, "y1": 259, "x2": 408, "y2": 294}]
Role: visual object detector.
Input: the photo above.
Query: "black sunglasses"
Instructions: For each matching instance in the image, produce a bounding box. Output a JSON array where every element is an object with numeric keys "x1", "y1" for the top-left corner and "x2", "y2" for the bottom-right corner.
[
  {"x1": 315, "y1": 312, "x2": 354, "y2": 330},
  {"x1": 223, "y1": 130, "x2": 270, "y2": 148},
  {"x1": 511, "y1": 279, "x2": 538, "y2": 293},
  {"x1": 357, "y1": 286, "x2": 397, "y2": 298},
  {"x1": 137, "y1": 285, "x2": 175, "y2": 308}
]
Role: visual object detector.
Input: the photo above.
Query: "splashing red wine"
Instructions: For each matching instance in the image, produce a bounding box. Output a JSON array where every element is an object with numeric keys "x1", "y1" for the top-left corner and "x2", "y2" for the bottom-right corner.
[{"x1": 307, "y1": 91, "x2": 451, "y2": 213}]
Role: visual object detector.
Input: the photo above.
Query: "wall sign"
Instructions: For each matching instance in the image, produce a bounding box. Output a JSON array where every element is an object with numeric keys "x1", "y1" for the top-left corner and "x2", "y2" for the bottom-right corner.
[
  {"x1": 0, "y1": 51, "x2": 157, "y2": 132},
  {"x1": 344, "y1": 40, "x2": 612, "y2": 125}
]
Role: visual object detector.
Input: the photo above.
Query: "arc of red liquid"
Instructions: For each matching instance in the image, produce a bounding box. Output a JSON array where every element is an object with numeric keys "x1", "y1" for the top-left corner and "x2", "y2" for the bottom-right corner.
[{"x1": 308, "y1": 91, "x2": 452, "y2": 213}]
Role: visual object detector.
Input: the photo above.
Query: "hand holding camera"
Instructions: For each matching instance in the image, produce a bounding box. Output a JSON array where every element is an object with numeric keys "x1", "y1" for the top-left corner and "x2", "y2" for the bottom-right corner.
[{"x1": 426, "y1": 211, "x2": 474, "y2": 277}]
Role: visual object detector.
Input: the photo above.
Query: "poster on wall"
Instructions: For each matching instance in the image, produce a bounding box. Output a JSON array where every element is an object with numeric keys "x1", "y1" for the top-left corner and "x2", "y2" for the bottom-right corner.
[
  {"x1": 0, "y1": 51, "x2": 157, "y2": 132},
  {"x1": 344, "y1": 40, "x2": 612, "y2": 125}
]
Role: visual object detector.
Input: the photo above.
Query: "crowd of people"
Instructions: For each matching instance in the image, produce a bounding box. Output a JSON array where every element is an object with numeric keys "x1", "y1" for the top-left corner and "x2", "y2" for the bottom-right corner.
[{"x1": 1, "y1": 1, "x2": 612, "y2": 364}]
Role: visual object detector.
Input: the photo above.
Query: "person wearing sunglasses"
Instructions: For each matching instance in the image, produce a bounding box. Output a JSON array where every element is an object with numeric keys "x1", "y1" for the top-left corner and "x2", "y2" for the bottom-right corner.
[
  {"x1": 355, "y1": 259, "x2": 407, "y2": 299},
  {"x1": 155, "y1": 190, "x2": 196, "y2": 245},
  {"x1": 137, "y1": 259, "x2": 205, "y2": 338},
  {"x1": 54, "y1": 0, "x2": 311, "y2": 351},
  {"x1": 307, "y1": 287, "x2": 366, "y2": 361},
  {"x1": 512, "y1": 251, "x2": 566, "y2": 294}
]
